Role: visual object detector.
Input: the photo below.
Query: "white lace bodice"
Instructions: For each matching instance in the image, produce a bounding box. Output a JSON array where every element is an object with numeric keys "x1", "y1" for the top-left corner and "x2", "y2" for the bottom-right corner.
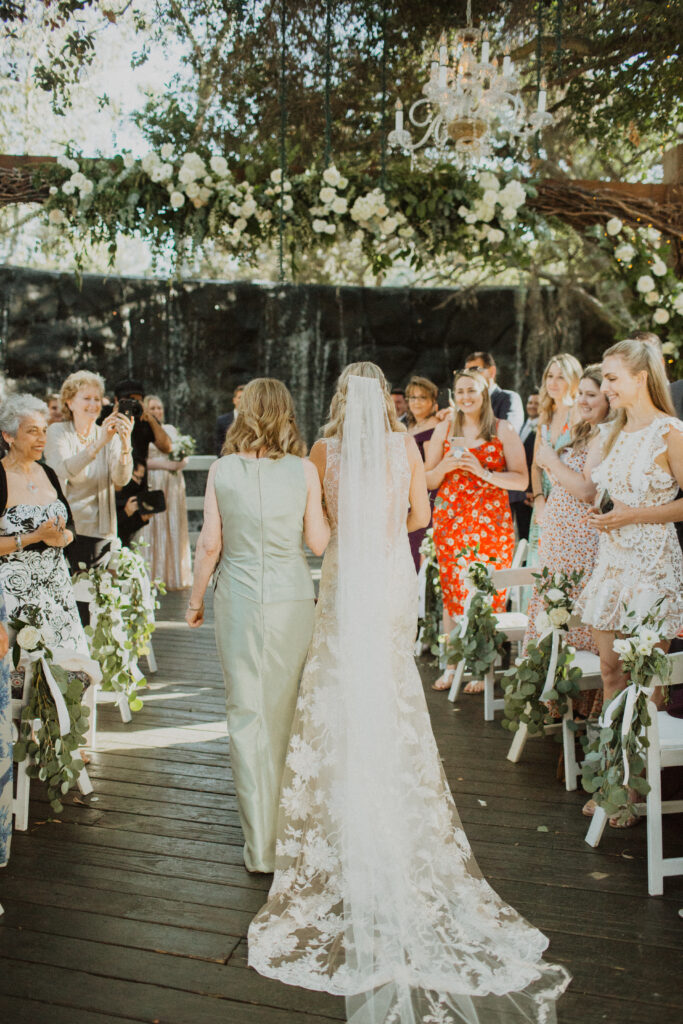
[{"x1": 592, "y1": 416, "x2": 683, "y2": 509}]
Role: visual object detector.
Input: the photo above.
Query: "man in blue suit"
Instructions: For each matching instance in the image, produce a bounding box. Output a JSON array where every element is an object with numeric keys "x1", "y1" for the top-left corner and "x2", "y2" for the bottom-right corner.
[{"x1": 215, "y1": 384, "x2": 246, "y2": 456}]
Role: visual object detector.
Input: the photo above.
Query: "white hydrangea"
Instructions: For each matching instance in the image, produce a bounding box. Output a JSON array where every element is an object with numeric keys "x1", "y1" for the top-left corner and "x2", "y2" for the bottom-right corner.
[
  {"x1": 605, "y1": 217, "x2": 623, "y2": 236},
  {"x1": 141, "y1": 152, "x2": 160, "y2": 173},
  {"x1": 500, "y1": 205, "x2": 518, "y2": 221},
  {"x1": 382, "y1": 216, "x2": 398, "y2": 234},
  {"x1": 312, "y1": 218, "x2": 329, "y2": 233},
  {"x1": 169, "y1": 191, "x2": 185, "y2": 209},
  {"x1": 123, "y1": 152, "x2": 135, "y2": 169},
  {"x1": 319, "y1": 186, "x2": 336, "y2": 205},
  {"x1": 498, "y1": 180, "x2": 526, "y2": 208},
  {"x1": 160, "y1": 143, "x2": 174, "y2": 160},
  {"x1": 482, "y1": 188, "x2": 498, "y2": 206},
  {"x1": 322, "y1": 165, "x2": 341, "y2": 187},
  {"x1": 478, "y1": 171, "x2": 499, "y2": 191},
  {"x1": 644, "y1": 290, "x2": 660, "y2": 306},
  {"x1": 651, "y1": 259, "x2": 667, "y2": 277},
  {"x1": 234, "y1": 217, "x2": 247, "y2": 232},
  {"x1": 270, "y1": 168, "x2": 282, "y2": 184},
  {"x1": 653, "y1": 308, "x2": 670, "y2": 325},
  {"x1": 486, "y1": 227, "x2": 504, "y2": 244},
  {"x1": 209, "y1": 155, "x2": 229, "y2": 177},
  {"x1": 614, "y1": 243, "x2": 635, "y2": 262},
  {"x1": 473, "y1": 199, "x2": 495, "y2": 222},
  {"x1": 636, "y1": 275, "x2": 655, "y2": 293},
  {"x1": 331, "y1": 196, "x2": 348, "y2": 215}
]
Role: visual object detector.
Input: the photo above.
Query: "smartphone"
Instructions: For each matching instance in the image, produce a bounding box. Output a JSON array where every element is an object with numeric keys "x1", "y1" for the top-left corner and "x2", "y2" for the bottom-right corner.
[{"x1": 449, "y1": 435, "x2": 467, "y2": 458}]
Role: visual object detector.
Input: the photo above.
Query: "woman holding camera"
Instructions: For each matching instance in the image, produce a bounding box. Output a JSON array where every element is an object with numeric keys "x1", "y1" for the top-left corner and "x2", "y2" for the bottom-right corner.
[
  {"x1": 141, "y1": 395, "x2": 192, "y2": 590},
  {"x1": 44, "y1": 370, "x2": 133, "y2": 572},
  {"x1": 424, "y1": 369, "x2": 528, "y2": 691}
]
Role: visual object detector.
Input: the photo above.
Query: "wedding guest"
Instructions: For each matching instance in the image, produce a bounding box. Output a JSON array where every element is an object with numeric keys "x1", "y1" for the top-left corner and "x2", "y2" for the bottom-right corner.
[
  {"x1": 0, "y1": 394, "x2": 87, "y2": 651},
  {"x1": 425, "y1": 369, "x2": 528, "y2": 692},
  {"x1": 186, "y1": 378, "x2": 329, "y2": 873},
  {"x1": 214, "y1": 384, "x2": 246, "y2": 457},
  {"x1": 464, "y1": 351, "x2": 524, "y2": 432},
  {"x1": 406, "y1": 375, "x2": 440, "y2": 571},
  {"x1": 391, "y1": 387, "x2": 408, "y2": 424},
  {"x1": 44, "y1": 371, "x2": 133, "y2": 574},
  {"x1": 520, "y1": 391, "x2": 540, "y2": 442},
  {"x1": 142, "y1": 395, "x2": 192, "y2": 590},
  {"x1": 526, "y1": 354, "x2": 582, "y2": 576},
  {"x1": 113, "y1": 379, "x2": 172, "y2": 518},
  {"x1": 45, "y1": 393, "x2": 62, "y2": 425},
  {"x1": 524, "y1": 365, "x2": 611, "y2": 722},
  {"x1": 576, "y1": 339, "x2": 683, "y2": 824},
  {"x1": 116, "y1": 460, "x2": 152, "y2": 547}
]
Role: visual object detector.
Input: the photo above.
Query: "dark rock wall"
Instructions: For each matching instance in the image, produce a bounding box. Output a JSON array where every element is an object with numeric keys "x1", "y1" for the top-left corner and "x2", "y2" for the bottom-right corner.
[{"x1": 0, "y1": 266, "x2": 614, "y2": 450}]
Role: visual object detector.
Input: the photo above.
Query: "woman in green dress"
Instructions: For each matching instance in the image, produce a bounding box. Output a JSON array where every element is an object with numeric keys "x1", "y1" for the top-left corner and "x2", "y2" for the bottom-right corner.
[{"x1": 186, "y1": 379, "x2": 329, "y2": 873}]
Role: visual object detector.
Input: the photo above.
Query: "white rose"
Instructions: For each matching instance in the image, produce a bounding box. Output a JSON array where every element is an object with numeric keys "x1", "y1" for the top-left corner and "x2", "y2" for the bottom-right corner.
[
  {"x1": 482, "y1": 189, "x2": 498, "y2": 206},
  {"x1": 141, "y1": 152, "x2": 160, "y2": 173},
  {"x1": 478, "y1": 171, "x2": 499, "y2": 191},
  {"x1": 241, "y1": 198, "x2": 257, "y2": 217},
  {"x1": 322, "y1": 166, "x2": 341, "y2": 187},
  {"x1": 61, "y1": 181, "x2": 76, "y2": 195},
  {"x1": 465, "y1": 213, "x2": 478, "y2": 225},
  {"x1": 324, "y1": 222, "x2": 336, "y2": 234},
  {"x1": 17, "y1": 625, "x2": 41, "y2": 651},
  {"x1": 637, "y1": 274, "x2": 655, "y2": 293},
  {"x1": 606, "y1": 217, "x2": 623, "y2": 236},
  {"x1": 535, "y1": 611, "x2": 551, "y2": 634},
  {"x1": 160, "y1": 143, "x2": 174, "y2": 160},
  {"x1": 282, "y1": 195, "x2": 293, "y2": 211},
  {"x1": 457, "y1": 205, "x2": 469, "y2": 218},
  {"x1": 209, "y1": 155, "x2": 229, "y2": 177},
  {"x1": 613, "y1": 638, "x2": 631, "y2": 656},
  {"x1": 486, "y1": 228, "x2": 504, "y2": 244},
  {"x1": 48, "y1": 209, "x2": 66, "y2": 224},
  {"x1": 498, "y1": 180, "x2": 526, "y2": 207},
  {"x1": 228, "y1": 201, "x2": 241, "y2": 216},
  {"x1": 123, "y1": 152, "x2": 135, "y2": 169},
  {"x1": 331, "y1": 196, "x2": 348, "y2": 215},
  {"x1": 282, "y1": 180, "x2": 292, "y2": 191},
  {"x1": 645, "y1": 227, "x2": 661, "y2": 245},
  {"x1": 548, "y1": 606, "x2": 570, "y2": 627},
  {"x1": 337, "y1": 175, "x2": 348, "y2": 189},
  {"x1": 185, "y1": 181, "x2": 201, "y2": 199},
  {"x1": 545, "y1": 588, "x2": 565, "y2": 602},
  {"x1": 49, "y1": 185, "x2": 58, "y2": 196},
  {"x1": 474, "y1": 200, "x2": 495, "y2": 222},
  {"x1": 673, "y1": 292, "x2": 683, "y2": 315},
  {"x1": 270, "y1": 168, "x2": 282, "y2": 183},
  {"x1": 312, "y1": 218, "x2": 329, "y2": 233},
  {"x1": 644, "y1": 290, "x2": 660, "y2": 306},
  {"x1": 382, "y1": 216, "x2": 398, "y2": 234},
  {"x1": 149, "y1": 164, "x2": 166, "y2": 183},
  {"x1": 376, "y1": 203, "x2": 389, "y2": 218},
  {"x1": 158, "y1": 163, "x2": 173, "y2": 181},
  {"x1": 651, "y1": 259, "x2": 667, "y2": 277},
  {"x1": 500, "y1": 205, "x2": 518, "y2": 220},
  {"x1": 70, "y1": 171, "x2": 86, "y2": 188},
  {"x1": 80, "y1": 179, "x2": 94, "y2": 195},
  {"x1": 234, "y1": 217, "x2": 247, "y2": 231},
  {"x1": 319, "y1": 186, "x2": 336, "y2": 205},
  {"x1": 614, "y1": 243, "x2": 635, "y2": 262},
  {"x1": 662, "y1": 341, "x2": 677, "y2": 355},
  {"x1": 653, "y1": 308, "x2": 670, "y2": 325},
  {"x1": 169, "y1": 191, "x2": 185, "y2": 209},
  {"x1": 398, "y1": 226, "x2": 414, "y2": 238},
  {"x1": 178, "y1": 165, "x2": 197, "y2": 184}
]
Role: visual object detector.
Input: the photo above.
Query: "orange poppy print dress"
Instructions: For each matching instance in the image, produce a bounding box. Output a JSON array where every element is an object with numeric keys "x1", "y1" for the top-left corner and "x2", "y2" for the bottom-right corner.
[{"x1": 432, "y1": 436, "x2": 515, "y2": 617}]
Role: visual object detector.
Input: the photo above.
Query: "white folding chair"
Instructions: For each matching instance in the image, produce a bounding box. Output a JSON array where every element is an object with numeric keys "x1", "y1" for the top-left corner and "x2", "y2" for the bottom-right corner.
[
  {"x1": 448, "y1": 565, "x2": 533, "y2": 720},
  {"x1": 507, "y1": 646, "x2": 603, "y2": 792},
  {"x1": 586, "y1": 653, "x2": 683, "y2": 897}
]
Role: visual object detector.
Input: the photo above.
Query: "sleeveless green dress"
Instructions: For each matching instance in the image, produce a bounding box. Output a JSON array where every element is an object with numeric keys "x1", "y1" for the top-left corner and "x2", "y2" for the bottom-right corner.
[{"x1": 213, "y1": 454, "x2": 315, "y2": 872}]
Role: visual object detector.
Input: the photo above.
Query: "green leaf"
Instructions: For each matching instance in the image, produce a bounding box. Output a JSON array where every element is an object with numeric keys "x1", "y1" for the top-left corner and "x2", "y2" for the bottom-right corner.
[{"x1": 12, "y1": 742, "x2": 27, "y2": 762}]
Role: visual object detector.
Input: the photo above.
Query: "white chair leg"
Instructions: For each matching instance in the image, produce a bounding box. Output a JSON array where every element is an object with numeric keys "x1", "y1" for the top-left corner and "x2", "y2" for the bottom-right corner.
[
  {"x1": 562, "y1": 706, "x2": 579, "y2": 792},
  {"x1": 83, "y1": 682, "x2": 98, "y2": 751},
  {"x1": 76, "y1": 763, "x2": 94, "y2": 796},
  {"x1": 13, "y1": 759, "x2": 30, "y2": 831},
  {"x1": 507, "y1": 722, "x2": 529, "y2": 763},
  {"x1": 484, "y1": 668, "x2": 496, "y2": 721},
  {"x1": 646, "y1": 738, "x2": 664, "y2": 896},
  {"x1": 117, "y1": 692, "x2": 132, "y2": 724},
  {"x1": 448, "y1": 662, "x2": 466, "y2": 702},
  {"x1": 146, "y1": 641, "x2": 157, "y2": 674},
  {"x1": 585, "y1": 805, "x2": 608, "y2": 847}
]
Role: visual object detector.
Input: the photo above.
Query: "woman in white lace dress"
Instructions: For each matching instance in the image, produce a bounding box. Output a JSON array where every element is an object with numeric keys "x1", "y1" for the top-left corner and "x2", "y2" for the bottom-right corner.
[
  {"x1": 575, "y1": 339, "x2": 683, "y2": 695},
  {"x1": 248, "y1": 362, "x2": 570, "y2": 1024}
]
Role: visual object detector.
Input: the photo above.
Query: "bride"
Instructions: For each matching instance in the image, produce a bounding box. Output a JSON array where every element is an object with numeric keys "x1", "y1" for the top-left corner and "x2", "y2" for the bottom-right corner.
[{"x1": 248, "y1": 362, "x2": 570, "y2": 1024}]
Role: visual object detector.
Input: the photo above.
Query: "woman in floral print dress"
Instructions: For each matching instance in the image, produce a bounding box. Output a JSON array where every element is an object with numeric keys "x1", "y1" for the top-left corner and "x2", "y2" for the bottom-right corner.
[{"x1": 425, "y1": 369, "x2": 528, "y2": 692}]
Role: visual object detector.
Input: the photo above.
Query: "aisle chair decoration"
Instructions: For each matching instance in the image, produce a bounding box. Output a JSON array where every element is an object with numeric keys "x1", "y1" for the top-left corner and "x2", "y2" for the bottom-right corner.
[
  {"x1": 75, "y1": 540, "x2": 164, "y2": 713},
  {"x1": 582, "y1": 604, "x2": 671, "y2": 828},
  {"x1": 10, "y1": 607, "x2": 98, "y2": 814},
  {"x1": 501, "y1": 567, "x2": 584, "y2": 737},
  {"x1": 416, "y1": 528, "x2": 443, "y2": 657},
  {"x1": 446, "y1": 548, "x2": 506, "y2": 685}
]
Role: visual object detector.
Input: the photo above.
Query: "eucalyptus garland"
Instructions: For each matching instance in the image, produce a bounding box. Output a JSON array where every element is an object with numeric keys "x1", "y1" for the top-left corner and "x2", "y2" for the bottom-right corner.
[
  {"x1": 501, "y1": 567, "x2": 584, "y2": 735},
  {"x1": 446, "y1": 553, "x2": 506, "y2": 679},
  {"x1": 10, "y1": 608, "x2": 90, "y2": 814},
  {"x1": 581, "y1": 605, "x2": 671, "y2": 824},
  {"x1": 417, "y1": 528, "x2": 443, "y2": 657}
]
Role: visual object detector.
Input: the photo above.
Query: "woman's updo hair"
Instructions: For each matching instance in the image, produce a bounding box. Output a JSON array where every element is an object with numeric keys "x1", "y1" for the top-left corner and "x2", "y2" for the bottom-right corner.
[
  {"x1": 602, "y1": 338, "x2": 676, "y2": 455},
  {"x1": 60, "y1": 370, "x2": 105, "y2": 421},
  {"x1": 323, "y1": 362, "x2": 404, "y2": 439},
  {"x1": 405, "y1": 375, "x2": 439, "y2": 426},
  {"x1": 0, "y1": 393, "x2": 49, "y2": 439},
  {"x1": 538, "y1": 353, "x2": 583, "y2": 426},
  {"x1": 223, "y1": 378, "x2": 306, "y2": 459}
]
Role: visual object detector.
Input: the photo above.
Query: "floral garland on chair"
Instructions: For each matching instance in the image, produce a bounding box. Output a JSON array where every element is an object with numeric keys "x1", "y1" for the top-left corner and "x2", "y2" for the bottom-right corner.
[
  {"x1": 10, "y1": 607, "x2": 91, "y2": 814},
  {"x1": 446, "y1": 549, "x2": 506, "y2": 680},
  {"x1": 581, "y1": 604, "x2": 671, "y2": 825},
  {"x1": 416, "y1": 528, "x2": 443, "y2": 658},
  {"x1": 501, "y1": 567, "x2": 584, "y2": 736}
]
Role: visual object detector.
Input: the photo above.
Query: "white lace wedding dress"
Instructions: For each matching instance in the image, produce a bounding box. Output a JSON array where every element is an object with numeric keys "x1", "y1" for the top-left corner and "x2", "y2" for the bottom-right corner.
[{"x1": 248, "y1": 377, "x2": 570, "y2": 1024}]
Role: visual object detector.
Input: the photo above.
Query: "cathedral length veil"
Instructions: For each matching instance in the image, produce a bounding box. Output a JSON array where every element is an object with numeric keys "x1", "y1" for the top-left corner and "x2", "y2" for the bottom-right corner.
[{"x1": 248, "y1": 375, "x2": 571, "y2": 1024}]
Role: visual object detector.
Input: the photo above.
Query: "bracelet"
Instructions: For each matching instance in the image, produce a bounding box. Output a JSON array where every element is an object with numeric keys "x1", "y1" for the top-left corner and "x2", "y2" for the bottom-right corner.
[
  {"x1": 120, "y1": 448, "x2": 132, "y2": 457},
  {"x1": 14, "y1": 534, "x2": 22, "y2": 551}
]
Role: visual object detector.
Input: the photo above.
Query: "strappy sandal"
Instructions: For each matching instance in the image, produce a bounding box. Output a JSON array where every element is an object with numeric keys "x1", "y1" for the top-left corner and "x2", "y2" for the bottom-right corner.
[
  {"x1": 582, "y1": 799, "x2": 597, "y2": 818},
  {"x1": 463, "y1": 680, "x2": 485, "y2": 694},
  {"x1": 432, "y1": 667, "x2": 456, "y2": 691},
  {"x1": 609, "y1": 812, "x2": 642, "y2": 829}
]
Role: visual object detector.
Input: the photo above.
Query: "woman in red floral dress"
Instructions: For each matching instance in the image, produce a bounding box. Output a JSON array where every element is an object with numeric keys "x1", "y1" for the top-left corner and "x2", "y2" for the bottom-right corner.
[{"x1": 425, "y1": 369, "x2": 528, "y2": 691}]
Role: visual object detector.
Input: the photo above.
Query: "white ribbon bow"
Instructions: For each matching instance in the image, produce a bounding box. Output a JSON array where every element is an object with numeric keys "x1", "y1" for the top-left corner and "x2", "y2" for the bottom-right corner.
[
  {"x1": 539, "y1": 626, "x2": 562, "y2": 701},
  {"x1": 597, "y1": 680, "x2": 654, "y2": 786},
  {"x1": 416, "y1": 560, "x2": 427, "y2": 620},
  {"x1": 19, "y1": 645, "x2": 102, "y2": 738}
]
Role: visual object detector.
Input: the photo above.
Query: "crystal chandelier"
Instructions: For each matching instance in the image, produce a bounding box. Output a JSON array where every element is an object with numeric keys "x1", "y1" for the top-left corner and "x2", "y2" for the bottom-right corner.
[{"x1": 388, "y1": 0, "x2": 553, "y2": 166}]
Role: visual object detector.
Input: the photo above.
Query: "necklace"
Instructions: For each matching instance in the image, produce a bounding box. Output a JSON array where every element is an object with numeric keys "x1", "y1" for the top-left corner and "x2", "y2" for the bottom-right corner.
[
  {"x1": 76, "y1": 426, "x2": 96, "y2": 445},
  {"x1": 5, "y1": 459, "x2": 39, "y2": 493}
]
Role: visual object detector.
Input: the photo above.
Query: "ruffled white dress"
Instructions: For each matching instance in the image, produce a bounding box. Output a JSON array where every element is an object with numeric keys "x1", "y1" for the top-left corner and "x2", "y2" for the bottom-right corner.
[{"x1": 576, "y1": 416, "x2": 683, "y2": 636}]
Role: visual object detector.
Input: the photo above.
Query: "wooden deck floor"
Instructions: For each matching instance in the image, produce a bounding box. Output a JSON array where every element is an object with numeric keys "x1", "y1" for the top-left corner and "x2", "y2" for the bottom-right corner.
[{"x1": 1, "y1": 589, "x2": 682, "y2": 1024}]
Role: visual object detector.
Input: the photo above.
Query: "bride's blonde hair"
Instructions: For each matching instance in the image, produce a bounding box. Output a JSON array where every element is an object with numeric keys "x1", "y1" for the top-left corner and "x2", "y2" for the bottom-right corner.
[
  {"x1": 223, "y1": 378, "x2": 306, "y2": 459},
  {"x1": 323, "y1": 362, "x2": 405, "y2": 439}
]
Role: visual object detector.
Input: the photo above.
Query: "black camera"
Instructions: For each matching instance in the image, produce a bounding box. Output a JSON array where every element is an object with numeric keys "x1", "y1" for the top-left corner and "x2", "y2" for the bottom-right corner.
[
  {"x1": 118, "y1": 397, "x2": 143, "y2": 420},
  {"x1": 138, "y1": 490, "x2": 166, "y2": 515}
]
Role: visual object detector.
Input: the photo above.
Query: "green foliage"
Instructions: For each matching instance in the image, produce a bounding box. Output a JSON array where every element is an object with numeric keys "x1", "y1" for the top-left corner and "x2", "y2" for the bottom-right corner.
[
  {"x1": 446, "y1": 548, "x2": 506, "y2": 679},
  {"x1": 417, "y1": 528, "x2": 443, "y2": 658}
]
